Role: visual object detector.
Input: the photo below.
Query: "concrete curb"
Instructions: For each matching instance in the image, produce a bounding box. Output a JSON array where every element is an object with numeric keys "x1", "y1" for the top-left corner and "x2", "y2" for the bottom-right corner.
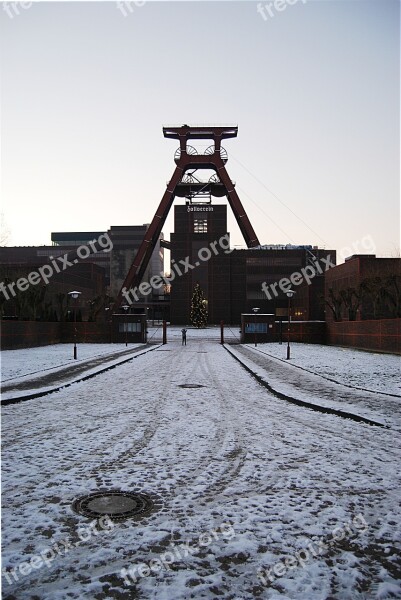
[{"x1": 224, "y1": 345, "x2": 388, "y2": 429}]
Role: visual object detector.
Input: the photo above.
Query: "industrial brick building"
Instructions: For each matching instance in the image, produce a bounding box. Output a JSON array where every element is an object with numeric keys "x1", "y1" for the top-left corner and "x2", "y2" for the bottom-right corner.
[
  {"x1": 0, "y1": 225, "x2": 164, "y2": 321},
  {"x1": 325, "y1": 254, "x2": 401, "y2": 321},
  {"x1": 169, "y1": 203, "x2": 336, "y2": 325}
]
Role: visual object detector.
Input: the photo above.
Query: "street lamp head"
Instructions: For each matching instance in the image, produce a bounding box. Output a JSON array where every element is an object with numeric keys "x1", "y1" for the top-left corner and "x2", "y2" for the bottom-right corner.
[
  {"x1": 122, "y1": 305, "x2": 130, "y2": 312},
  {"x1": 68, "y1": 291, "x2": 82, "y2": 300},
  {"x1": 252, "y1": 307, "x2": 260, "y2": 313},
  {"x1": 286, "y1": 290, "x2": 295, "y2": 299}
]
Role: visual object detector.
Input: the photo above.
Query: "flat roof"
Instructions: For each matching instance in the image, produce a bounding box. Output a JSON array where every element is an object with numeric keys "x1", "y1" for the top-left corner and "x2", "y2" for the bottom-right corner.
[{"x1": 51, "y1": 232, "x2": 104, "y2": 241}]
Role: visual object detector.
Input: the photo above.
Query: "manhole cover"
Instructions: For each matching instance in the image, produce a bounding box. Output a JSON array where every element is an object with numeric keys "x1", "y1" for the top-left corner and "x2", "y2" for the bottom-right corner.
[
  {"x1": 178, "y1": 384, "x2": 205, "y2": 389},
  {"x1": 72, "y1": 490, "x2": 158, "y2": 521}
]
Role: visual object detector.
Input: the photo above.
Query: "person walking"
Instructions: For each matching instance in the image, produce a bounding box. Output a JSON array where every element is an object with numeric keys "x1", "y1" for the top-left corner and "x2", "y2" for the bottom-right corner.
[{"x1": 181, "y1": 328, "x2": 187, "y2": 346}]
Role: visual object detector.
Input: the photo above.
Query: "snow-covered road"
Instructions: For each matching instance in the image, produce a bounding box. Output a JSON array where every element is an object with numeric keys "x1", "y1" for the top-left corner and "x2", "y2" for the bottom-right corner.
[{"x1": 2, "y1": 339, "x2": 400, "y2": 599}]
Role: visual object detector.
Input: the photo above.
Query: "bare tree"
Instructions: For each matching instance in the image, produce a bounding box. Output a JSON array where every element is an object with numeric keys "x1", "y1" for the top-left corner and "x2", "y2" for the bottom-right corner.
[
  {"x1": 339, "y1": 287, "x2": 363, "y2": 321},
  {"x1": 324, "y1": 288, "x2": 343, "y2": 322}
]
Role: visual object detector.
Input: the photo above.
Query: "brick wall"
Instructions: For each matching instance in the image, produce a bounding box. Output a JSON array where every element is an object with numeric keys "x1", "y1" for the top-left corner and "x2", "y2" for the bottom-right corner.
[
  {"x1": 1, "y1": 321, "x2": 61, "y2": 349},
  {"x1": 1, "y1": 321, "x2": 112, "y2": 349},
  {"x1": 242, "y1": 319, "x2": 326, "y2": 345},
  {"x1": 327, "y1": 319, "x2": 400, "y2": 354}
]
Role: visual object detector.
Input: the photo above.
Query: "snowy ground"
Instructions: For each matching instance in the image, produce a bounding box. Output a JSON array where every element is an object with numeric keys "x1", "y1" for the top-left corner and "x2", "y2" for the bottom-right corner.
[
  {"x1": 2, "y1": 337, "x2": 401, "y2": 599},
  {"x1": 250, "y1": 342, "x2": 400, "y2": 396},
  {"x1": 1, "y1": 344, "x2": 133, "y2": 382},
  {"x1": 232, "y1": 345, "x2": 401, "y2": 431}
]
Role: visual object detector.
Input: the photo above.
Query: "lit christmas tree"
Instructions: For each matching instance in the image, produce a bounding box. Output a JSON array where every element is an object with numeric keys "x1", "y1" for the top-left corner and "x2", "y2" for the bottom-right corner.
[{"x1": 190, "y1": 283, "x2": 208, "y2": 328}]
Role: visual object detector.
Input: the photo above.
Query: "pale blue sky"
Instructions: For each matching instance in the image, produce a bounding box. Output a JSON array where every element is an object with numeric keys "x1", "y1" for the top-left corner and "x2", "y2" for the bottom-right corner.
[{"x1": 1, "y1": 0, "x2": 399, "y2": 261}]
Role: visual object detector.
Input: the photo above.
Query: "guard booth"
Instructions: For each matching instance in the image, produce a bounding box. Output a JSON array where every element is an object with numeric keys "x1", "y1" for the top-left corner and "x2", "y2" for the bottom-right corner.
[
  {"x1": 240, "y1": 313, "x2": 276, "y2": 344},
  {"x1": 112, "y1": 313, "x2": 147, "y2": 344}
]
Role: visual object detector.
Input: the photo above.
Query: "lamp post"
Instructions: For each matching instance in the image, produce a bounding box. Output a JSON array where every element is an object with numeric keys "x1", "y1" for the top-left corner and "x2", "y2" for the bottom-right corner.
[
  {"x1": 252, "y1": 307, "x2": 260, "y2": 347},
  {"x1": 285, "y1": 290, "x2": 295, "y2": 360},
  {"x1": 122, "y1": 305, "x2": 129, "y2": 346},
  {"x1": 68, "y1": 291, "x2": 82, "y2": 359},
  {"x1": 144, "y1": 306, "x2": 150, "y2": 341}
]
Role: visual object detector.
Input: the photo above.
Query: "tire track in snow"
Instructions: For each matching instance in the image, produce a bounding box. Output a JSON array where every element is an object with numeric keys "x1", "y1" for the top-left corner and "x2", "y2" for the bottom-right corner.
[
  {"x1": 2, "y1": 349, "x2": 177, "y2": 504},
  {"x1": 163, "y1": 341, "x2": 249, "y2": 509},
  {"x1": 140, "y1": 342, "x2": 237, "y2": 504}
]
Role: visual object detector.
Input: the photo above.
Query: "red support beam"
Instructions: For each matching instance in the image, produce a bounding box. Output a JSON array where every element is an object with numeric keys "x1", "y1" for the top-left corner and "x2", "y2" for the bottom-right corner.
[
  {"x1": 215, "y1": 157, "x2": 260, "y2": 248},
  {"x1": 114, "y1": 163, "x2": 184, "y2": 308}
]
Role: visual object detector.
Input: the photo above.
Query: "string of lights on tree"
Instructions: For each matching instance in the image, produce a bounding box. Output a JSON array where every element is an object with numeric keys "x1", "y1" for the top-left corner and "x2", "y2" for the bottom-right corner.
[{"x1": 190, "y1": 283, "x2": 208, "y2": 328}]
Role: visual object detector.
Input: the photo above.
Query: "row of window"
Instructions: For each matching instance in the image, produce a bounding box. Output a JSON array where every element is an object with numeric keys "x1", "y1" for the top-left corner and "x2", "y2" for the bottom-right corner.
[
  {"x1": 118, "y1": 323, "x2": 142, "y2": 333},
  {"x1": 193, "y1": 219, "x2": 208, "y2": 233}
]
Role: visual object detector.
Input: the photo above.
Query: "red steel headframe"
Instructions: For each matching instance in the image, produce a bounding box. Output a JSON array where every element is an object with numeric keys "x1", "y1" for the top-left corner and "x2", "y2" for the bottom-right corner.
[{"x1": 114, "y1": 125, "x2": 260, "y2": 309}]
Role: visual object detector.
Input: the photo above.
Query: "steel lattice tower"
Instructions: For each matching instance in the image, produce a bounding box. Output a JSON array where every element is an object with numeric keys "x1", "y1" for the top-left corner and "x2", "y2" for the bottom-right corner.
[{"x1": 115, "y1": 124, "x2": 260, "y2": 308}]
